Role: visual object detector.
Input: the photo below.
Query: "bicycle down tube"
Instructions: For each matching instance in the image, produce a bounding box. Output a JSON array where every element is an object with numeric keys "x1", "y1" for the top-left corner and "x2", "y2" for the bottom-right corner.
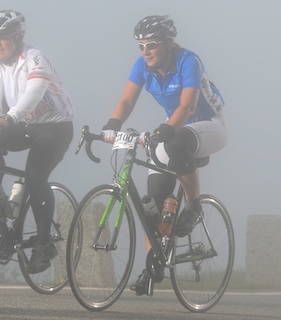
[{"x1": 113, "y1": 144, "x2": 176, "y2": 265}]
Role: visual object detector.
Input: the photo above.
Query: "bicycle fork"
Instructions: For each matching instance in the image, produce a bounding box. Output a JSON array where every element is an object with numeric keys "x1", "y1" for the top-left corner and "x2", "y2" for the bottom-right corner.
[{"x1": 92, "y1": 184, "x2": 126, "y2": 252}]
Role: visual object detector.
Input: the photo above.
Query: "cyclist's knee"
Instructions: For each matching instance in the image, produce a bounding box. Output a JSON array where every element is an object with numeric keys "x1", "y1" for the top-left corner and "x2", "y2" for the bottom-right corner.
[
  {"x1": 166, "y1": 146, "x2": 198, "y2": 175},
  {"x1": 147, "y1": 173, "x2": 176, "y2": 210},
  {"x1": 25, "y1": 168, "x2": 48, "y2": 188}
]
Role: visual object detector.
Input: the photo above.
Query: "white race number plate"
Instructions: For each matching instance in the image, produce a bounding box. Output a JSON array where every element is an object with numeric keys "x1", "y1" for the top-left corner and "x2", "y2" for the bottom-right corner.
[{"x1": 112, "y1": 132, "x2": 137, "y2": 150}]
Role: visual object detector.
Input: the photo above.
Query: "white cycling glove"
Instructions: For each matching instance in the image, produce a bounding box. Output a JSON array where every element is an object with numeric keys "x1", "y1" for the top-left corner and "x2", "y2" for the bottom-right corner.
[
  {"x1": 101, "y1": 118, "x2": 122, "y2": 144},
  {"x1": 102, "y1": 130, "x2": 116, "y2": 143},
  {"x1": 138, "y1": 132, "x2": 147, "y2": 147}
]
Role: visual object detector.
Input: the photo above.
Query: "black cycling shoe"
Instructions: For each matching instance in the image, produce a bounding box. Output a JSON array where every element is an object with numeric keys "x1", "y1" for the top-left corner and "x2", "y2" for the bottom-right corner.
[
  {"x1": 174, "y1": 202, "x2": 201, "y2": 237},
  {"x1": 27, "y1": 242, "x2": 58, "y2": 274},
  {"x1": 130, "y1": 269, "x2": 153, "y2": 296}
]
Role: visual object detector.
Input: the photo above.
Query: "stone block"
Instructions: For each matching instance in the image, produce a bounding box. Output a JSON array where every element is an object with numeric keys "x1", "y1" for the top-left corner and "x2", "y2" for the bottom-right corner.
[{"x1": 245, "y1": 215, "x2": 281, "y2": 289}]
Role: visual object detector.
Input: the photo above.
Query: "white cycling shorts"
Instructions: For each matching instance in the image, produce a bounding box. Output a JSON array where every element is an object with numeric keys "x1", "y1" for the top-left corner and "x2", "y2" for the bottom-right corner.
[{"x1": 148, "y1": 111, "x2": 229, "y2": 175}]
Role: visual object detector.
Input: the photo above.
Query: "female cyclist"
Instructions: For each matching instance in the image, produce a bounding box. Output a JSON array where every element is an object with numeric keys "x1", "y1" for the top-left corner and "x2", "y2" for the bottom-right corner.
[{"x1": 102, "y1": 15, "x2": 228, "y2": 295}]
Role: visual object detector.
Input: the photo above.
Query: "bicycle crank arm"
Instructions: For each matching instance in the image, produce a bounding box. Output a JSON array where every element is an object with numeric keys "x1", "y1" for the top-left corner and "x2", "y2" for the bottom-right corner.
[
  {"x1": 92, "y1": 243, "x2": 117, "y2": 251},
  {"x1": 14, "y1": 244, "x2": 29, "y2": 267}
]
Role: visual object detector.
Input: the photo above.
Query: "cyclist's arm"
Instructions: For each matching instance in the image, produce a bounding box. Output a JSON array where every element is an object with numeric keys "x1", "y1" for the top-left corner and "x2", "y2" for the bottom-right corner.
[
  {"x1": 7, "y1": 53, "x2": 51, "y2": 123},
  {"x1": 111, "y1": 80, "x2": 142, "y2": 123},
  {"x1": 7, "y1": 77, "x2": 49, "y2": 123},
  {"x1": 167, "y1": 87, "x2": 199, "y2": 129},
  {"x1": 167, "y1": 55, "x2": 201, "y2": 129}
]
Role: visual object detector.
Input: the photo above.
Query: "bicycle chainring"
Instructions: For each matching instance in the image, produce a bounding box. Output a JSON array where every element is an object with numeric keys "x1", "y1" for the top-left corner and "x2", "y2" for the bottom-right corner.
[
  {"x1": 146, "y1": 248, "x2": 165, "y2": 283},
  {"x1": 0, "y1": 222, "x2": 13, "y2": 264}
]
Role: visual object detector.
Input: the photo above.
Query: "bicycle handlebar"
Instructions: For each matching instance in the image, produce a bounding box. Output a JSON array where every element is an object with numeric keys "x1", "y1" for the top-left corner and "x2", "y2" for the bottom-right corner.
[
  {"x1": 148, "y1": 134, "x2": 166, "y2": 169},
  {"x1": 75, "y1": 125, "x2": 103, "y2": 163},
  {"x1": 75, "y1": 125, "x2": 167, "y2": 169}
]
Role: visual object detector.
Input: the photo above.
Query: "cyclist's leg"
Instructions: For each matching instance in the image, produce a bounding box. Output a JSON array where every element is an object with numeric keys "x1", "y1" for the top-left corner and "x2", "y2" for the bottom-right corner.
[
  {"x1": 0, "y1": 122, "x2": 31, "y2": 151},
  {"x1": 168, "y1": 113, "x2": 228, "y2": 236},
  {"x1": 131, "y1": 169, "x2": 176, "y2": 295},
  {"x1": 189, "y1": 112, "x2": 229, "y2": 159},
  {"x1": 147, "y1": 173, "x2": 176, "y2": 212},
  {"x1": 18, "y1": 183, "x2": 78, "y2": 294},
  {"x1": 25, "y1": 122, "x2": 73, "y2": 273},
  {"x1": 155, "y1": 127, "x2": 200, "y2": 236},
  {"x1": 0, "y1": 123, "x2": 31, "y2": 215}
]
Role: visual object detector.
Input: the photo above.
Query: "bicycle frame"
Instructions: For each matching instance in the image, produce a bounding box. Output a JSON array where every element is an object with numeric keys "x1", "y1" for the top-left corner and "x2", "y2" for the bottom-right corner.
[
  {"x1": 68, "y1": 126, "x2": 235, "y2": 312},
  {"x1": 97, "y1": 139, "x2": 181, "y2": 267},
  {"x1": 78, "y1": 127, "x2": 220, "y2": 266},
  {"x1": 0, "y1": 164, "x2": 64, "y2": 252}
]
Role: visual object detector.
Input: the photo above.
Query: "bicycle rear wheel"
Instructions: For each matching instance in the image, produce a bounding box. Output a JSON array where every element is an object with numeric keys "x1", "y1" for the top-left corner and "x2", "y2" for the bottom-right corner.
[
  {"x1": 67, "y1": 184, "x2": 136, "y2": 311},
  {"x1": 171, "y1": 194, "x2": 234, "y2": 312},
  {"x1": 18, "y1": 182, "x2": 78, "y2": 294}
]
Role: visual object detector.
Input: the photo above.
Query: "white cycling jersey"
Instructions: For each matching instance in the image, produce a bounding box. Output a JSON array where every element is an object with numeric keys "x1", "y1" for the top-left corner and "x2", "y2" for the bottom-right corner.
[{"x1": 0, "y1": 43, "x2": 74, "y2": 124}]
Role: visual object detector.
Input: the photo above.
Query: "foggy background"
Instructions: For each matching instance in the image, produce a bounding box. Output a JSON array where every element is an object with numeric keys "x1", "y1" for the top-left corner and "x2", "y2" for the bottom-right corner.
[{"x1": 2, "y1": 0, "x2": 281, "y2": 272}]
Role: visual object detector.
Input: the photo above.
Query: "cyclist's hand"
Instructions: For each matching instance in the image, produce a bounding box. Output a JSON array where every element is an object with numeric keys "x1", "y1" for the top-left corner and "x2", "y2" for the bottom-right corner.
[
  {"x1": 153, "y1": 123, "x2": 176, "y2": 143},
  {"x1": 0, "y1": 117, "x2": 9, "y2": 129},
  {"x1": 101, "y1": 118, "x2": 122, "y2": 144},
  {"x1": 139, "y1": 132, "x2": 149, "y2": 147},
  {"x1": 149, "y1": 133, "x2": 160, "y2": 149},
  {"x1": 101, "y1": 130, "x2": 116, "y2": 143}
]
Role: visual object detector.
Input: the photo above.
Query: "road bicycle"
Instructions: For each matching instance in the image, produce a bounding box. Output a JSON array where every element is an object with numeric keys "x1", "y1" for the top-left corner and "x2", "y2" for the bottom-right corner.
[
  {"x1": 66, "y1": 125, "x2": 235, "y2": 312},
  {"x1": 0, "y1": 164, "x2": 78, "y2": 294}
]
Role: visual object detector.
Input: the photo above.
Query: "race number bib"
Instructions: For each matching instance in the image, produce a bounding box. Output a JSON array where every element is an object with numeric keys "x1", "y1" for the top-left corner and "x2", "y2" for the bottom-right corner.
[{"x1": 112, "y1": 132, "x2": 137, "y2": 150}]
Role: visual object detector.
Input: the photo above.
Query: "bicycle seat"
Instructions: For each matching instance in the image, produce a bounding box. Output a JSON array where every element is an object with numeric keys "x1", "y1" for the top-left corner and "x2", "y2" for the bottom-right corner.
[{"x1": 196, "y1": 156, "x2": 209, "y2": 168}]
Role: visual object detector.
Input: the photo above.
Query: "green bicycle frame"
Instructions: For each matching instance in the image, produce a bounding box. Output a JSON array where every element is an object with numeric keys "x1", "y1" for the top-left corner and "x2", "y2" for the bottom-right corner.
[
  {"x1": 94, "y1": 151, "x2": 132, "y2": 251},
  {"x1": 88, "y1": 131, "x2": 219, "y2": 268}
]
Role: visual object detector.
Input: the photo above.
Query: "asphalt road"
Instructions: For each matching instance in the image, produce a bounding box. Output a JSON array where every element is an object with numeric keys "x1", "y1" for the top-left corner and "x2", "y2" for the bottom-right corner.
[{"x1": 0, "y1": 286, "x2": 281, "y2": 320}]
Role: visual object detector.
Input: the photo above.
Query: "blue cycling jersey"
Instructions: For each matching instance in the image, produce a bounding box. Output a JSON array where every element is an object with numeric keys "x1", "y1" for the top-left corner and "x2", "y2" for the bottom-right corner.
[{"x1": 128, "y1": 48, "x2": 224, "y2": 124}]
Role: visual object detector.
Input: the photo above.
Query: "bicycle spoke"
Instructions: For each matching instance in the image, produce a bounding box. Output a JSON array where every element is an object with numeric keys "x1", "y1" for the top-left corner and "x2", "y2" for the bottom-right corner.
[
  {"x1": 171, "y1": 194, "x2": 234, "y2": 312},
  {"x1": 18, "y1": 183, "x2": 77, "y2": 294},
  {"x1": 67, "y1": 185, "x2": 136, "y2": 311}
]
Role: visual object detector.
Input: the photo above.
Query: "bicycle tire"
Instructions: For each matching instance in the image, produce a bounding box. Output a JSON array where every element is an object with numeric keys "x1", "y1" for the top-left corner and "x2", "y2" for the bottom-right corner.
[
  {"x1": 170, "y1": 194, "x2": 235, "y2": 312},
  {"x1": 18, "y1": 182, "x2": 78, "y2": 294},
  {"x1": 66, "y1": 184, "x2": 136, "y2": 311}
]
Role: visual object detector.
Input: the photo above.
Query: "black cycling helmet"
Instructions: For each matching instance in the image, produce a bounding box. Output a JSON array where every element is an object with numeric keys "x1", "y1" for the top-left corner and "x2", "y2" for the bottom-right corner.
[
  {"x1": 0, "y1": 10, "x2": 26, "y2": 37},
  {"x1": 134, "y1": 15, "x2": 177, "y2": 40}
]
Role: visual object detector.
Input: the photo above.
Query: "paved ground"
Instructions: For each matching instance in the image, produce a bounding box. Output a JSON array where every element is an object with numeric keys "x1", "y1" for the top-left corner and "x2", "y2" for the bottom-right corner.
[{"x1": 0, "y1": 286, "x2": 281, "y2": 320}]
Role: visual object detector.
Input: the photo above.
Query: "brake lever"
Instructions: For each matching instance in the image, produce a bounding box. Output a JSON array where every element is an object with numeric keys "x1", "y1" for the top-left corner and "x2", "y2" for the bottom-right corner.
[
  {"x1": 143, "y1": 132, "x2": 151, "y2": 160},
  {"x1": 75, "y1": 125, "x2": 89, "y2": 155}
]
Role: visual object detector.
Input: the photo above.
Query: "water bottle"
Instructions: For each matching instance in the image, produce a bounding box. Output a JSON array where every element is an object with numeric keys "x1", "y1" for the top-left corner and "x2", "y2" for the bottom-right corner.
[
  {"x1": 141, "y1": 195, "x2": 161, "y2": 224},
  {"x1": 158, "y1": 195, "x2": 178, "y2": 236},
  {"x1": 9, "y1": 180, "x2": 25, "y2": 219}
]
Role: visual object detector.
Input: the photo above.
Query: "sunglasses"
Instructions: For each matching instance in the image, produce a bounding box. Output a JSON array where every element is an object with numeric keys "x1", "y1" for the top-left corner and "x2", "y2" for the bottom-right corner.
[{"x1": 138, "y1": 41, "x2": 163, "y2": 51}]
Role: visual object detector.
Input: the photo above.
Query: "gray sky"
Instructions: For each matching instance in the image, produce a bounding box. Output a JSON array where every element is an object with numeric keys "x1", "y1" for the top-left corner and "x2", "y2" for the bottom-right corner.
[{"x1": 2, "y1": 0, "x2": 281, "y2": 270}]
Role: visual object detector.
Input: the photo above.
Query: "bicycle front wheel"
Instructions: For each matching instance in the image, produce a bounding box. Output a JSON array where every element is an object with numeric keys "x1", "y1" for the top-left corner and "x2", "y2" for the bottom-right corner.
[
  {"x1": 171, "y1": 194, "x2": 235, "y2": 312},
  {"x1": 18, "y1": 182, "x2": 78, "y2": 294},
  {"x1": 67, "y1": 184, "x2": 136, "y2": 311}
]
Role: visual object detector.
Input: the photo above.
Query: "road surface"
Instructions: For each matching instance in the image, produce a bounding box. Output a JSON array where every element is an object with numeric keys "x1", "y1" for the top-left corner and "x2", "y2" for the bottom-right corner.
[{"x1": 0, "y1": 286, "x2": 280, "y2": 320}]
